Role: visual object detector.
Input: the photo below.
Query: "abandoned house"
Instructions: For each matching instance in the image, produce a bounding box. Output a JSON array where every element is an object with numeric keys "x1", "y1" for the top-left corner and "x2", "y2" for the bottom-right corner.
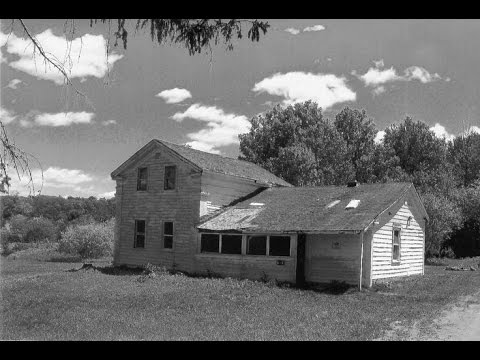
[{"x1": 111, "y1": 139, "x2": 429, "y2": 288}]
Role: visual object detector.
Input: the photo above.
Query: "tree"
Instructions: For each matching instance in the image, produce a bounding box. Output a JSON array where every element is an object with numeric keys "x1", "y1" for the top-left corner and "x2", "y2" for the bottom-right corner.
[
  {"x1": 239, "y1": 101, "x2": 354, "y2": 186},
  {"x1": 334, "y1": 107, "x2": 377, "y2": 183},
  {"x1": 448, "y1": 131, "x2": 480, "y2": 187}
]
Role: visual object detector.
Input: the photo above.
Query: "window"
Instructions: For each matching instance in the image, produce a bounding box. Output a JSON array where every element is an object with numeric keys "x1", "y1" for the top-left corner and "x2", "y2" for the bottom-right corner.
[
  {"x1": 269, "y1": 236, "x2": 291, "y2": 256},
  {"x1": 164, "y1": 165, "x2": 176, "y2": 190},
  {"x1": 163, "y1": 222, "x2": 173, "y2": 249},
  {"x1": 201, "y1": 233, "x2": 219, "y2": 253},
  {"x1": 137, "y1": 167, "x2": 148, "y2": 191},
  {"x1": 247, "y1": 235, "x2": 267, "y2": 255},
  {"x1": 392, "y1": 227, "x2": 401, "y2": 262},
  {"x1": 134, "y1": 220, "x2": 146, "y2": 248},
  {"x1": 221, "y1": 234, "x2": 242, "y2": 254}
]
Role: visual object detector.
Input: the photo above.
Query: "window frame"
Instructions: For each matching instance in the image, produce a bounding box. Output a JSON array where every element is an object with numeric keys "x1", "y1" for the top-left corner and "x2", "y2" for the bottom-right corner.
[
  {"x1": 134, "y1": 219, "x2": 146, "y2": 249},
  {"x1": 164, "y1": 165, "x2": 177, "y2": 191},
  {"x1": 163, "y1": 221, "x2": 174, "y2": 250},
  {"x1": 268, "y1": 235, "x2": 292, "y2": 257},
  {"x1": 136, "y1": 167, "x2": 148, "y2": 192},
  {"x1": 200, "y1": 233, "x2": 220, "y2": 253},
  {"x1": 392, "y1": 226, "x2": 401, "y2": 264}
]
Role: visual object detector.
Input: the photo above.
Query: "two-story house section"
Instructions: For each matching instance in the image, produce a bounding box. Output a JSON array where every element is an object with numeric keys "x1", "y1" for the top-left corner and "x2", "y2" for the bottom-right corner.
[{"x1": 110, "y1": 139, "x2": 291, "y2": 272}]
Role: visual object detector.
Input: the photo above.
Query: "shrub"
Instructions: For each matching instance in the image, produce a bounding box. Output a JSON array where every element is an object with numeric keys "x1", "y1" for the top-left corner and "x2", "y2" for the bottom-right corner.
[
  {"x1": 7, "y1": 215, "x2": 58, "y2": 243},
  {"x1": 58, "y1": 219, "x2": 114, "y2": 259}
]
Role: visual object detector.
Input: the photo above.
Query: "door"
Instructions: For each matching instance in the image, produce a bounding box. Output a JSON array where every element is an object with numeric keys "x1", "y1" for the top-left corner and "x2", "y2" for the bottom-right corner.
[{"x1": 296, "y1": 233, "x2": 306, "y2": 286}]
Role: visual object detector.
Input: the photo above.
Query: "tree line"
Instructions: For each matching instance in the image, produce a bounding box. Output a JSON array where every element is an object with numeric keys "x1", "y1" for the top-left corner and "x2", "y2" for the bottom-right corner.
[{"x1": 239, "y1": 101, "x2": 480, "y2": 258}]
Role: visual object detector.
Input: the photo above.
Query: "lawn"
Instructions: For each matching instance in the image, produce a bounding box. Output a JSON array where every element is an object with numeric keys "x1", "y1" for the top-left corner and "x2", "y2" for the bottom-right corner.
[{"x1": 1, "y1": 249, "x2": 480, "y2": 341}]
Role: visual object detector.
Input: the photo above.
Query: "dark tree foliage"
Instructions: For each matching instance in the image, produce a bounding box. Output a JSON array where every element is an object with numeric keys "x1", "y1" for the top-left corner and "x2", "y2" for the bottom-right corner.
[
  {"x1": 90, "y1": 19, "x2": 270, "y2": 55},
  {"x1": 448, "y1": 132, "x2": 480, "y2": 187}
]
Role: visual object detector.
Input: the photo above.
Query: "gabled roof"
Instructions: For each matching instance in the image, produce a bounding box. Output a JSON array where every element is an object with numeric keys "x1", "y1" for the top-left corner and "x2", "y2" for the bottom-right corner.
[
  {"x1": 198, "y1": 182, "x2": 426, "y2": 233},
  {"x1": 111, "y1": 139, "x2": 291, "y2": 187}
]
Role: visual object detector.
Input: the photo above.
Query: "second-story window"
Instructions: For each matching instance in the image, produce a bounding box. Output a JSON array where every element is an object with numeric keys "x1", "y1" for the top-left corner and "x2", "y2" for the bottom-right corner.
[
  {"x1": 164, "y1": 165, "x2": 176, "y2": 190},
  {"x1": 137, "y1": 167, "x2": 148, "y2": 191},
  {"x1": 163, "y1": 221, "x2": 174, "y2": 249}
]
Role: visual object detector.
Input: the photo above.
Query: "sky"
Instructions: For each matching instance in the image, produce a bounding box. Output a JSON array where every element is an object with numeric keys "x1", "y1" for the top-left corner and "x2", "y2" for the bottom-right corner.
[{"x1": 1, "y1": 19, "x2": 480, "y2": 198}]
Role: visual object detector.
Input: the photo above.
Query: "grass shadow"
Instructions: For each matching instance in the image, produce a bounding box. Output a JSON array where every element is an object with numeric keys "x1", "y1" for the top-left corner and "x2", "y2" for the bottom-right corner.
[{"x1": 303, "y1": 280, "x2": 356, "y2": 295}]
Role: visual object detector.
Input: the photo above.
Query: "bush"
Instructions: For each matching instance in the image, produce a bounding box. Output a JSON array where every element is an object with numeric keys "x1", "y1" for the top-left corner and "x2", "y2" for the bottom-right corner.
[
  {"x1": 7, "y1": 215, "x2": 58, "y2": 243},
  {"x1": 58, "y1": 219, "x2": 114, "y2": 259}
]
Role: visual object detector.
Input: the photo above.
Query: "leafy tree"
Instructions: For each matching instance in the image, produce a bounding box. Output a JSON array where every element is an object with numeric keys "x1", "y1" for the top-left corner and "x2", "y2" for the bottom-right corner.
[
  {"x1": 448, "y1": 132, "x2": 480, "y2": 187},
  {"x1": 239, "y1": 101, "x2": 354, "y2": 186},
  {"x1": 334, "y1": 107, "x2": 377, "y2": 183}
]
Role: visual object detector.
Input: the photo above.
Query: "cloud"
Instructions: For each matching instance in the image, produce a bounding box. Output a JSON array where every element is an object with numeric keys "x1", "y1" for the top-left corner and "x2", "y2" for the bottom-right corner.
[
  {"x1": 303, "y1": 25, "x2": 326, "y2": 32},
  {"x1": 25, "y1": 111, "x2": 95, "y2": 127},
  {"x1": 102, "y1": 119, "x2": 117, "y2": 126},
  {"x1": 172, "y1": 104, "x2": 250, "y2": 154},
  {"x1": 430, "y1": 123, "x2": 455, "y2": 142},
  {"x1": 355, "y1": 60, "x2": 446, "y2": 96},
  {"x1": 252, "y1": 71, "x2": 356, "y2": 109},
  {"x1": 0, "y1": 106, "x2": 17, "y2": 124},
  {"x1": 97, "y1": 190, "x2": 115, "y2": 199},
  {"x1": 156, "y1": 88, "x2": 192, "y2": 104},
  {"x1": 284, "y1": 28, "x2": 300, "y2": 35},
  {"x1": 0, "y1": 29, "x2": 123, "y2": 85},
  {"x1": 374, "y1": 130, "x2": 386, "y2": 144},
  {"x1": 464, "y1": 126, "x2": 480, "y2": 135},
  {"x1": 6, "y1": 79, "x2": 22, "y2": 89}
]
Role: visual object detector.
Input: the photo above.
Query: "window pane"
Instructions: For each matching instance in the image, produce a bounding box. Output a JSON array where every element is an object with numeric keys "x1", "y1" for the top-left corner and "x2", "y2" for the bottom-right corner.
[
  {"x1": 221, "y1": 235, "x2": 242, "y2": 254},
  {"x1": 136, "y1": 220, "x2": 145, "y2": 234},
  {"x1": 269, "y1": 236, "x2": 290, "y2": 256},
  {"x1": 201, "y1": 234, "x2": 219, "y2": 253},
  {"x1": 393, "y1": 245, "x2": 400, "y2": 260},
  {"x1": 164, "y1": 222, "x2": 173, "y2": 235},
  {"x1": 164, "y1": 166, "x2": 176, "y2": 190},
  {"x1": 135, "y1": 235, "x2": 145, "y2": 248},
  {"x1": 137, "y1": 168, "x2": 148, "y2": 191},
  {"x1": 393, "y1": 230, "x2": 400, "y2": 245},
  {"x1": 247, "y1": 235, "x2": 266, "y2": 255},
  {"x1": 164, "y1": 235, "x2": 173, "y2": 249}
]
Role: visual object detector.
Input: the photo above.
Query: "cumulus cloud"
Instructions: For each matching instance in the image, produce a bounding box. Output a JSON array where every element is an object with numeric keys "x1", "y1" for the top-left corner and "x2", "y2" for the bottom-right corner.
[
  {"x1": 355, "y1": 59, "x2": 446, "y2": 96},
  {"x1": 464, "y1": 126, "x2": 480, "y2": 135},
  {"x1": 25, "y1": 111, "x2": 95, "y2": 127},
  {"x1": 97, "y1": 190, "x2": 115, "y2": 199},
  {"x1": 374, "y1": 130, "x2": 386, "y2": 144},
  {"x1": 284, "y1": 28, "x2": 300, "y2": 35},
  {"x1": 102, "y1": 119, "x2": 117, "y2": 126},
  {"x1": 172, "y1": 104, "x2": 250, "y2": 154},
  {"x1": 0, "y1": 29, "x2": 123, "y2": 85},
  {"x1": 303, "y1": 25, "x2": 326, "y2": 32},
  {"x1": 0, "y1": 106, "x2": 17, "y2": 124},
  {"x1": 430, "y1": 123, "x2": 455, "y2": 142},
  {"x1": 156, "y1": 88, "x2": 192, "y2": 103},
  {"x1": 252, "y1": 71, "x2": 356, "y2": 109}
]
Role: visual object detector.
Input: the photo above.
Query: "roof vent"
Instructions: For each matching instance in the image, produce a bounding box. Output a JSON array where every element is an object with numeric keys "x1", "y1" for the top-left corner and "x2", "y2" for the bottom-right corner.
[
  {"x1": 249, "y1": 202, "x2": 264, "y2": 206},
  {"x1": 347, "y1": 180, "x2": 359, "y2": 187},
  {"x1": 326, "y1": 200, "x2": 341, "y2": 208},
  {"x1": 345, "y1": 199, "x2": 360, "y2": 209}
]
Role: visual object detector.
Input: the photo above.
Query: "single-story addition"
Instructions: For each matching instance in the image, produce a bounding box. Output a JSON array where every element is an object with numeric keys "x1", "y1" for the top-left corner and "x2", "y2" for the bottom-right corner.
[{"x1": 111, "y1": 139, "x2": 429, "y2": 289}]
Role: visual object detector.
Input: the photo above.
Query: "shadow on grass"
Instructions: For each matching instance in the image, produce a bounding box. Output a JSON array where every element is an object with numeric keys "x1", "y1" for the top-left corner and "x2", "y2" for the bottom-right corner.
[
  {"x1": 302, "y1": 280, "x2": 356, "y2": 295},
  {"x1": 49, "y1": 256, "x2": 83, "y2": 263},
  {"x1": 66, "y1": 263, "x2": 144, "y2": 276}
]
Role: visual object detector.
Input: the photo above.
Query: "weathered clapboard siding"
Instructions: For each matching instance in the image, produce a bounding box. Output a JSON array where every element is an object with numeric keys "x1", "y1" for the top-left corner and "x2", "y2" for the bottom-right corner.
[
  {"x1": 193, "y1": 234, "x2": 297, "y2": 282},
  {"x1": 200, "y1": 171, "x2": 264, "y2": 217},
  {"x1": 305, "y1": 233, "x2": 361, "y2": 285},
  {"x1": 113, "y1": 148, "x2": 201, "y2": 273},
  {"x1": 371, "y1": 203, "x2": 424, "y2": 280}
]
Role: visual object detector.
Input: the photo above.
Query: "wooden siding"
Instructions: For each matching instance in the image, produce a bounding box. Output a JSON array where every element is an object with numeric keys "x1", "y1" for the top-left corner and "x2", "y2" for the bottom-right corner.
[
  {"x1": 200, "y1": 171, "x2": 264, "y2": 217},
  {"x1": 305, "y1": 233, "x2": 361, "y2": 285},
  {"x1": 194, "y1": 233, "x2": 297, "y2": 282},
  {"x1": 113, "y1": 149, "x2": 201, "y2": 273},
  {"x1": 371, "y1": 203, "x2": 424, "y2": 281}
]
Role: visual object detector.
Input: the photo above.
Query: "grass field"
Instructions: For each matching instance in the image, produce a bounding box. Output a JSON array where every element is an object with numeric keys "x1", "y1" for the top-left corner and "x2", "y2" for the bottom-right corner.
[{"x1": 1, "y1": 247, "x2": 480, "y2": 340}]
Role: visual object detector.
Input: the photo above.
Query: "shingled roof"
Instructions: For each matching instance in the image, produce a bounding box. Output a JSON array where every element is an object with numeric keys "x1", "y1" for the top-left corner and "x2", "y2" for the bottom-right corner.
[
  {"x1": 155, "y1": 140, "x2": 291, "y2": 186},
  {"x1": 198, "y1": 182, "x2": 423, "y2": 233}
]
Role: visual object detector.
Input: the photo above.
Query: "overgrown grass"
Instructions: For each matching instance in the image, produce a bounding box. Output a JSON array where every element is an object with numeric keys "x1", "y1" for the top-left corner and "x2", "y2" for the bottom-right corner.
[{"x1": 1, "y1": 254, "x2": 479, "y2": 340}]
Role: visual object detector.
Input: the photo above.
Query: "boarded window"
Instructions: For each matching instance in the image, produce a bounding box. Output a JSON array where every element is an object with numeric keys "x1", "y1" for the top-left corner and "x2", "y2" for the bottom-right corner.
[
  {"x1": 392, "y1": 228, "x2": 401, "y2": 261},
  {"x1": 134, "y1": 220, "x2": 146, "y2": 248},
  {"x1": 221, "y1": 234, "x2": 242, "y2": 254},
  {"x1": 247, "y1": 235, "x2": 267, "y2": 255},
  {"x1": 164, "y1": 165, "x2": 176, "y2": 190},
  {"x1": 201, "y1": 233, "x2": 219, "y2": 253},
  {"x1": 269, "y1": 236, "x2": 291, "y2": 256},
  {"x1": 163, "y1": 222, "x2": 173, "y2": 249},
  {"x1": 137, "y1": 167, "x2": 148, "y2": 191}
]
